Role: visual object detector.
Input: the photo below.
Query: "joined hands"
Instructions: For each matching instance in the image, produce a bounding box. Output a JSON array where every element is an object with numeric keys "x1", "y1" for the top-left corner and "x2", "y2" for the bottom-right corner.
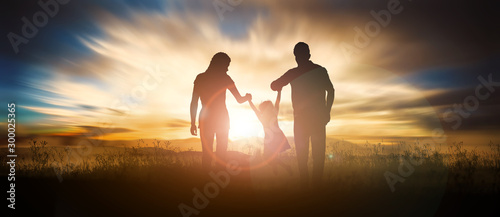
[{"x1": 244, "y1": 93, "x2": 252, "y2": 102}]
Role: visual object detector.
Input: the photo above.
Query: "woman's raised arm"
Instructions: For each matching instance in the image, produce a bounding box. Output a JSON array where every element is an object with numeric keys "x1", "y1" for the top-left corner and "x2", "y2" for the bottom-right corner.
[{"x1": 229, "y1": 86, "x2": 251, "y2": 104}]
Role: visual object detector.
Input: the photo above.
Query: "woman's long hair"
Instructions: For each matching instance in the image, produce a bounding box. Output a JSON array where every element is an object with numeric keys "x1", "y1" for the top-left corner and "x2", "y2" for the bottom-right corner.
[{"x1": 206, "y1": 52, "x2": 231, "y2": 74}]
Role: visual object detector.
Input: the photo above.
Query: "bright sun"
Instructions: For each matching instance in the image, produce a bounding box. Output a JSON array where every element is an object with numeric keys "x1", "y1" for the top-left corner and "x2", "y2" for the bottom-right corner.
[{"x1": 228, "y1": 107, "x2": 263, "y2": 140}]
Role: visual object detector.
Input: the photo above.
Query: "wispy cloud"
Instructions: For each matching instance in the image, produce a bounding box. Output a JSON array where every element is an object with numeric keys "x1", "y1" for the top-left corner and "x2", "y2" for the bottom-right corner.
[{"x1": 8, "y1": 0, "x2": 498, "y2": 143}]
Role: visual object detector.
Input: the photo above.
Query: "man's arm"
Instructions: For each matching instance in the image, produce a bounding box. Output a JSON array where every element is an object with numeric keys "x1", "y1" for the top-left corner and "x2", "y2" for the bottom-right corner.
[
  {"x1": 270, "y1": 69, "x2": 294, "y2": 91},
  {"x1": 326, "y1": 85, "x2": 334, "y2": 111},
  {"x1": 325, "y1": 76, "x2": 335, "y2": 124},
  {"x1": 190, "y1": 86, "x2": 199, "y2": 136}
]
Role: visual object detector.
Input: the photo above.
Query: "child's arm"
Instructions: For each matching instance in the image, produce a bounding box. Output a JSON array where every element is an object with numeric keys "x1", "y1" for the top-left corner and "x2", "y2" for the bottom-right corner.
[
  {"x1": 274, "y1": 89, "x2": 281, "y2": 113},
  {"x1": 248, "y1": 100, "x2": 261, "y2": 118}
]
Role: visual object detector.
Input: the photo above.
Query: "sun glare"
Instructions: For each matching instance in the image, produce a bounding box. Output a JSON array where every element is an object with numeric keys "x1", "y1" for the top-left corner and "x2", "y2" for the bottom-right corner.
[{"x1": 228, "y1": 107, "x2": 263, "y2": 140}]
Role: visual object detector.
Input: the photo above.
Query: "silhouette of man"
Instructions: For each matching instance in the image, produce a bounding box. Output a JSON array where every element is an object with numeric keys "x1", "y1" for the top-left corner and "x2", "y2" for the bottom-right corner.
[
  {"x1": 271, "y1": 42, "x2": 334, "y2": 188},
  {"x1": 190, "y1": 52, "x2": 251, "y2": 171}
]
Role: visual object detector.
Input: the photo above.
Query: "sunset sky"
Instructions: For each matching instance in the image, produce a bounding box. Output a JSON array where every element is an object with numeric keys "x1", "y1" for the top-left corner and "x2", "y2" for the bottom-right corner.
[{"x1": 1, "y1": 0, "x2": 499, "y2": 147}]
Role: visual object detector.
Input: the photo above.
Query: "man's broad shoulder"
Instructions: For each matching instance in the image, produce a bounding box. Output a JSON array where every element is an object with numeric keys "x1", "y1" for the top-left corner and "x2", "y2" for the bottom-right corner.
[
  {"x1": 317, "y1": 66, "x2": 328, "y2": 74},
  {"x1": 312, "y1": 63, "x2": 326, "y2": 72}
]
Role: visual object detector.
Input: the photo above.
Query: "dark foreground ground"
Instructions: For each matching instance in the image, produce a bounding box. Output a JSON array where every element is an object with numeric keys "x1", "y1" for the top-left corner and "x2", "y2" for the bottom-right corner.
[
  {"x1": 3, "y1": 144, "x2": 499, "y2": 216},
  {"x1": 4, "y1": 174, "x2": 499, "y2": 217}
]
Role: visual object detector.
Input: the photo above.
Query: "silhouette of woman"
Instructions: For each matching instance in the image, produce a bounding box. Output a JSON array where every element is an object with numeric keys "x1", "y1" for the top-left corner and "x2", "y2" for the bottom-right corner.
[{"x1": 190, "y1": 52, "x2": 251, "y2": 171}]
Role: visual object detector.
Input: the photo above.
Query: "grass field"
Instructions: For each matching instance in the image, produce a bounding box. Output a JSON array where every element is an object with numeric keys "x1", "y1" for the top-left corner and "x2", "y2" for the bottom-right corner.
[{"x1": 2, "y1": 138, "x2": 499, "y2": 216}]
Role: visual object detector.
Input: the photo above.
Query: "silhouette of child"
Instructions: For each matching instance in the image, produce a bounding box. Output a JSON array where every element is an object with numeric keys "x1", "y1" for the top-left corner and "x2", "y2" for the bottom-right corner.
[{"x1": 248, "y1": 89, "x2": 292, "y2": 175}]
